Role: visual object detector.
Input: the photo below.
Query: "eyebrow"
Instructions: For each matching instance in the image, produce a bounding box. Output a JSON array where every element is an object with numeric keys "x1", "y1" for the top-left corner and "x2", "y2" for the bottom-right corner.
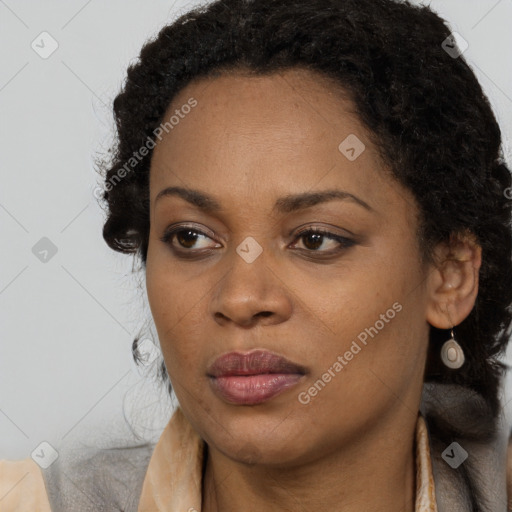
[{"x1": 155, "y1": 186, "x2": 374, "y2": 214}]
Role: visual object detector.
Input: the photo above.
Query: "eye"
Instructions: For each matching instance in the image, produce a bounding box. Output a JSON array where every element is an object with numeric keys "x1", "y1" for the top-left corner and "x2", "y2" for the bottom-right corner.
[
  {"x1": 290, "y1": 227, "x2": 355, "y2": 254},
  {"x1": 159, "y1": 225, "x2": 220, "y2": 254}
]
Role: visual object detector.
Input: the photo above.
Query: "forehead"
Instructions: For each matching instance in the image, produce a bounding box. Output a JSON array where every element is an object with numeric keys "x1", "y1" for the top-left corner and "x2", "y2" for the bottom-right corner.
[{"x1": 148, "y1": 68, "x2": 409, "y2": 217}]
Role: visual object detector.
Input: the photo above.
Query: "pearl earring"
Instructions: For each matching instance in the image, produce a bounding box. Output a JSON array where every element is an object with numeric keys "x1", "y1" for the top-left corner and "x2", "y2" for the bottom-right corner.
[{"x1": 440, "y1": 328, "x2": 465, "y2": 369}]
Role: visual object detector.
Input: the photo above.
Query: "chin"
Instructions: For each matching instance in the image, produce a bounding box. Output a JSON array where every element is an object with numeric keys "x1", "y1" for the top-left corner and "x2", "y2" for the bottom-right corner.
[
  {"x1": 216, "y1": 437, "x2": 307, "y2": 467},
  {"x1": 204, "y1": 411, "x2": 311, "y2": 467}
]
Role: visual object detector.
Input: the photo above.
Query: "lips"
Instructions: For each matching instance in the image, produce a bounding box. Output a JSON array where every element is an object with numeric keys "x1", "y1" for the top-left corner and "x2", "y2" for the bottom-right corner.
[
  {"x1": 207, "y1": 350, "x2": 306, "y2": 405},
  {"x1": 208, "y1": 350, "x2": 307, "y2": 377}
]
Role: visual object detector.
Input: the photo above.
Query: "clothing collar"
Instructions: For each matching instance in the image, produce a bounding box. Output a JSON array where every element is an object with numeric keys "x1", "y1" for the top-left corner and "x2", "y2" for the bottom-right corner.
[{"x1": 138, "y1": 408, "x2": 437, "y2": 511}]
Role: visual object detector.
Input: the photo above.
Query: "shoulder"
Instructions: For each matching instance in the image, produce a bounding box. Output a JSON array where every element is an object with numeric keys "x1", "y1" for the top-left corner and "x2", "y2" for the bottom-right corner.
[
  {"x1": 1, "y1": 440, "x2": 155, "y2": 512},
  {"x1": 42, "y1": 439, "x2": 155, "y2": 512},
  {"x1": 421, "y1": 382, "x2": 510, "y2": 510},
  {"x1": 0, "y1": 457, "x2": 52, "y2": 511}
]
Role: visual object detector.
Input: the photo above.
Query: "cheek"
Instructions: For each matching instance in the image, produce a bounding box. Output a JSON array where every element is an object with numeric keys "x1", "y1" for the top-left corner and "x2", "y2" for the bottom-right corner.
[
  {"x1": 315, "y1": 239, "x2": 422, "y2": 344},
  {"x1": 146, "y1": 239, "x2": 192, "y2": 328},
  {"x1": 303, "y1": 237, "x2": 428, "y2": 394},
  {"x1": 145, "y1": 249, "x2": 209, "y2": 379}
]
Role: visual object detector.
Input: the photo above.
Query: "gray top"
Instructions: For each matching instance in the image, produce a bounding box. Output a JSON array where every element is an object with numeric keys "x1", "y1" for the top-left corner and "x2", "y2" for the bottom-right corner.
[{"x1": 42, "y1": 440, "x2": 154, "y2": 512}]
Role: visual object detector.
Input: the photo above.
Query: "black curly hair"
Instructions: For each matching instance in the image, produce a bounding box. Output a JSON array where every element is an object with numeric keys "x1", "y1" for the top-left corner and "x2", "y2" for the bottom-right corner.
[{"x1": 97, "y1": 0, "x2": 512, "y2": 426}]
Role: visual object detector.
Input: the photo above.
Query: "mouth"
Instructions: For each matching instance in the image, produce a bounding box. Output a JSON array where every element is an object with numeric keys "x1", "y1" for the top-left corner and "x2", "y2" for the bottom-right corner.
[{"x1": 207, "y1": 349, "x2": 307, "y2": 405}]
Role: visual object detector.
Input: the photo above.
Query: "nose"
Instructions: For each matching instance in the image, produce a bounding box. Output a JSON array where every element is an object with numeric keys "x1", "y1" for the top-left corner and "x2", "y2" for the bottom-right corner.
[{"x1": 209, "y1": 248, "x2": 293, "y2": 328}]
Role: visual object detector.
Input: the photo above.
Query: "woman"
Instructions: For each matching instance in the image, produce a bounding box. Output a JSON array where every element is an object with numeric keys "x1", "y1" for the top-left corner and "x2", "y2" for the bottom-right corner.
[{"x1": 2, "y1": 0, "x2": 512, "y2": 510}]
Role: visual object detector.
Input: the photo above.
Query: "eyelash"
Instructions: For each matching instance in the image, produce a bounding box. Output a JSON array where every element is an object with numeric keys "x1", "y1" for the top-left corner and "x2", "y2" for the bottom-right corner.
[{"x1": 159, "y1": 225, "x2": 355, "y2": 258}]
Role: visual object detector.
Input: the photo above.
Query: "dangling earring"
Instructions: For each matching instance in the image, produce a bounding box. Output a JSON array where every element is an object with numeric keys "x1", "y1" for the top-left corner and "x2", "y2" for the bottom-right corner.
[{"x1": 440, "y1": 328, "x2": 465, "y2": 369}]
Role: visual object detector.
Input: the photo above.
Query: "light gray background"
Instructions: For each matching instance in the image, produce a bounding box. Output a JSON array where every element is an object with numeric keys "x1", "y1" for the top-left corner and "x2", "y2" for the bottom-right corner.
[{"x1": 1, "y1": 0, "x2": 512, "y2": 460}]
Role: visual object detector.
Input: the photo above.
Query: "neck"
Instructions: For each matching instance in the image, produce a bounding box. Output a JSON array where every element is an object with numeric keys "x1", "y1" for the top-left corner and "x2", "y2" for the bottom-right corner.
[{"x1": 202, "y1": 410, "x2": 418, "y2": 512}]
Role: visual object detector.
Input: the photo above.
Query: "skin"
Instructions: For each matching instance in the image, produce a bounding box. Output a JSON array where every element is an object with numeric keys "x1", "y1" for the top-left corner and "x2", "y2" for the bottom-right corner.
[{"x1": 145, "y1": 67, "x2": 482, "y2": 512}]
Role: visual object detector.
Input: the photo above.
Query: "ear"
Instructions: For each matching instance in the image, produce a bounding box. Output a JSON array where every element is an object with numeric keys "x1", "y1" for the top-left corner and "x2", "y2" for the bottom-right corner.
[{"x1": 425, "y1": 230, "x2": 482, "y2": 328}]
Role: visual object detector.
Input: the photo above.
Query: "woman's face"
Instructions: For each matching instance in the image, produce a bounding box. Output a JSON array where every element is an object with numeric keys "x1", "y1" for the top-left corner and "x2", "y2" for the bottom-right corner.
[{"x1": 146, "y1": 68, "x2": 433, "y2": 466}]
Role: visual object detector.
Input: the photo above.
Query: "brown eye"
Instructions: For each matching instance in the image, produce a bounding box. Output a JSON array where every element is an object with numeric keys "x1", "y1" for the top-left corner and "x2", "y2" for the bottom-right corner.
[
  {"x1": 301, "y1": 232, "x2": 324, "y2": 251},
  {"x1": 159, "y1": 226, "x2": 220, "y2": 254},
  {"x1": 176, "y1": 229, "x2": 200, "y2": 249},
  {"x1": 291, "y1": 228, "x2": 355, "y2": 253}
]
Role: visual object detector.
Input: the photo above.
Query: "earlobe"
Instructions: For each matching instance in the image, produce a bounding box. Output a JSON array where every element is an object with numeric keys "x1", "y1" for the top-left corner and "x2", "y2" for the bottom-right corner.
[{"x1": 425, "y1": 231, "x2": 482, "y2": 329}]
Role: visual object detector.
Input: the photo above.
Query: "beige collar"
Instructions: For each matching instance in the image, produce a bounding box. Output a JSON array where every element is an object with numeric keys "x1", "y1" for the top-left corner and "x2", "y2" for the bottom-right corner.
[{"x1": 138, "y1": 408, "x2": 437, "y2": 511}]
